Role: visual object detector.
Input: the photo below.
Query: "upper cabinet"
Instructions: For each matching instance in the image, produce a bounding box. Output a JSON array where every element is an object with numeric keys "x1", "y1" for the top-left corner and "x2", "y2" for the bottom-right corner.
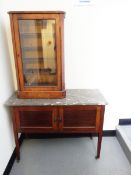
[{"x1": 8, "y1": 11, "x2": 66, "y2": 98}]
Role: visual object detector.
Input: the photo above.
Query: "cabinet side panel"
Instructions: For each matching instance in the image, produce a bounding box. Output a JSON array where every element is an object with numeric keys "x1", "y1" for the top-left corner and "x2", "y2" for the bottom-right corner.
[
  {"x1": 59, "y1": 14, "x2": 65, "y2": 90},
  {"x1": 9, "y1": 14, "x2": 21, "y2": 90}
]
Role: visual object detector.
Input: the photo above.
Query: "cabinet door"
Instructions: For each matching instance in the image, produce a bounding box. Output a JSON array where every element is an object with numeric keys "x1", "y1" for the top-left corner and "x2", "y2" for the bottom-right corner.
[
  {"x1": 12, "y1": 13, "x2": 63, "y2": 91},
  {"x1": 14, "y1": 107, "x2": 58, "y2": 133},
  {"x1": 59, "y1": 106, "x2": 101, "y2": 132}
]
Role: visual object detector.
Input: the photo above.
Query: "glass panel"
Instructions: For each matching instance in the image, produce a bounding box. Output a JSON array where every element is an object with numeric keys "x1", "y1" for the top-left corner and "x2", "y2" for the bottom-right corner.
[{"x1": 18, "y1": 19, "x2": 57, "y2": 86}]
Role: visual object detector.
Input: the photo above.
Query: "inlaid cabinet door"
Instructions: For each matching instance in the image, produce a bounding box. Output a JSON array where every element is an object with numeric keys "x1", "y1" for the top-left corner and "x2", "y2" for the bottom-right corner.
[
  {"x1": 59, "y1": 106, "x2": 101, "y2": 132},
  {"x1": 14, "y1": 106, "x2": 58, "y2": 132}
]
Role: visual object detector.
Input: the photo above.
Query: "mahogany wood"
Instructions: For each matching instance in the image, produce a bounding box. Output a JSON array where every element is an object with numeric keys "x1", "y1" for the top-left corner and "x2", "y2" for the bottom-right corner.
[
  {"x1": 8, "y1": 11, "x2": 65, "y2": 14},
  {"x1": 9, "y1": 12, "x2": 66, "y2": 98},
  {"x1": 96, "y1": 106, "x2": 105, "y2": 158},
  {"x1": 18, "y1": 90, "x2": 66, "y2": 99},
  {"x1": 11, "y1": 108, "x2": 20, "y2": 160},
  {"x1": 11, "y1": 105, "x2": 105, "y2": 160}
]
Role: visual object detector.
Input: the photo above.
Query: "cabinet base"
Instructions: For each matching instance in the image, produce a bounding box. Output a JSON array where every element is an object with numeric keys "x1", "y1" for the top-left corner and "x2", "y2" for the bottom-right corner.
[{"x1": 17, "y1": 90, "x2": 66, "y2": 99}]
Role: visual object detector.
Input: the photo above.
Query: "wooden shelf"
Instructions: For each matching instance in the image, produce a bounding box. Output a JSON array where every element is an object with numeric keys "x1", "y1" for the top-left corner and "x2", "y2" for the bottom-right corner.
[
  {"x1": 25, "y1": 82, "x2": 57, "y2": 86},
  {"x1": 22, "y1": 47, "x2": 43, "y2": 51},
  {"x1": 25, "y1": 73, "x2": 57, "y2": 85},
  {"x1": 20, "y1": 33, "x2": 41, "y2": 38},
  {"x1": 23, "y1": 57, "x2": 44, "y2": 63},
  {"x1": 24, "y1": 68, "x2": 56, "y2": 75}
]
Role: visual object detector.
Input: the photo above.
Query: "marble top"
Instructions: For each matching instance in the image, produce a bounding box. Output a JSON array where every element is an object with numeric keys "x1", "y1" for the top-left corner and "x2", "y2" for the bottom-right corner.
[{"x1": 5, "y1": 89, "x2": 107, "y2": 107}]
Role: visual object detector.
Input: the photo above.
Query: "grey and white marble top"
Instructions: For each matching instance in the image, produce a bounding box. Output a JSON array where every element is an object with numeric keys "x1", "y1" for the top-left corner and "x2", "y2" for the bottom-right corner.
[{"x1": 5, "y1": 89, "x2": 107, "y2": 107}]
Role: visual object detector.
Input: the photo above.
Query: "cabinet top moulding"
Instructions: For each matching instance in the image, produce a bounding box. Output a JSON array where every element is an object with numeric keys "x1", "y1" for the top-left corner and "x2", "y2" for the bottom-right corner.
[{"x1": 8, "y1": 11, "x2": 65, "y2": 14}]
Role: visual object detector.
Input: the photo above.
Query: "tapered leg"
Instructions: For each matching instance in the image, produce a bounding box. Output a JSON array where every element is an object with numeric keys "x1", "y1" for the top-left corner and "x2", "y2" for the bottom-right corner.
[
  {"x1": 96, "y1": 132, "x2": 102, "y2": 159},
  {"x1": 96, "y1": 106, "x2": 105, "y2": 159},
  {"x1": 12, "y1": 108, "x2": 20, "y2": 161},
  {"x1": 14, "y1": 131, "x2": 20, "y2": 161}
]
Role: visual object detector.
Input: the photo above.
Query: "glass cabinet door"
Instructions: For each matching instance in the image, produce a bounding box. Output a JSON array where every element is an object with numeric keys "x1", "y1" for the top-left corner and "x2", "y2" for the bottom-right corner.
[
  {"x1": 9, "y1": 12, "x2": 65, "y2": 98},
  {"x1": 18, "y1": 19, "x2": 57, "y2": 87}
]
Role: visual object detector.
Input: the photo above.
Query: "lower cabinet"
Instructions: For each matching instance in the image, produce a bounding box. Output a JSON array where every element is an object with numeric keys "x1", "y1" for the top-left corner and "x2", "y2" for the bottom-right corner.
[
  {"x1": 13, "y1": 106, "x2": 102, "y2": 133},
  {"x1": 12, "y1": 105, "x2": 105, "y2": 160}
]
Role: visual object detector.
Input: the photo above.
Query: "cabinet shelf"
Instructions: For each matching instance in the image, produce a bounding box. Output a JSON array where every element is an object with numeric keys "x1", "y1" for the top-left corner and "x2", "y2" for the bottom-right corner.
[
  {"x1": 20, "y1": 33, "x2": 42, "y2": 38},
  {"x1": 25, "y1": 74, "x2": 57, "y2": 86},
  {"x1": 20, "y1": 33, "x2": 55, "y2": 38},
  {"x1": 23, "y1": 57, "x2": 55, "y2": 61},
  {"x1": 23, "y1": 57, "x2": 44, "y2": 63},
  {"x1": 25, "y1": 82, "x2": 56, "y2": 86},
  {"x1": 24, "y1": 69, "x2": 56, "y2": 75},
  {"x1": 19, "y1": 20, "x2": 48, "y2": 27},
  {"x1": 22, "y1": 47, "x2": 43, "y2": 51}
]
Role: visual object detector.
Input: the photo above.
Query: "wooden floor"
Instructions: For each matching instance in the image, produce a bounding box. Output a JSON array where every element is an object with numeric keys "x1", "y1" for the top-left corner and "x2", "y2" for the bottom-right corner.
[{"x1": 10, "y1": 137, "x2": 131, "y2": 175}]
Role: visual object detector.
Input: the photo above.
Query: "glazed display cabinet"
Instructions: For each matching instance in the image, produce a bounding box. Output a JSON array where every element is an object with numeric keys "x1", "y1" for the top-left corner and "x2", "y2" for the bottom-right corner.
[{"x1": 8, "y1": 11, "x2": 66, "y2": 98}]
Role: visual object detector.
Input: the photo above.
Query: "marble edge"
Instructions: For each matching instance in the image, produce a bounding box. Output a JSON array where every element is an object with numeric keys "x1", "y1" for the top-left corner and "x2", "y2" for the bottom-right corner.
[
  {"x1": 5, "y1": 103, "x2": 107, "y2": 107},
  {"x1": 5, "y1": 89, "x2": 108, "y2": 107}
]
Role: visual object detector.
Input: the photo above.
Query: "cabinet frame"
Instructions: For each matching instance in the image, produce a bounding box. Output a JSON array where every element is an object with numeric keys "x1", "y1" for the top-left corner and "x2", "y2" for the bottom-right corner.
[{"x1": 9, "y1": 11, "x2": 66, "y2": 98}]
